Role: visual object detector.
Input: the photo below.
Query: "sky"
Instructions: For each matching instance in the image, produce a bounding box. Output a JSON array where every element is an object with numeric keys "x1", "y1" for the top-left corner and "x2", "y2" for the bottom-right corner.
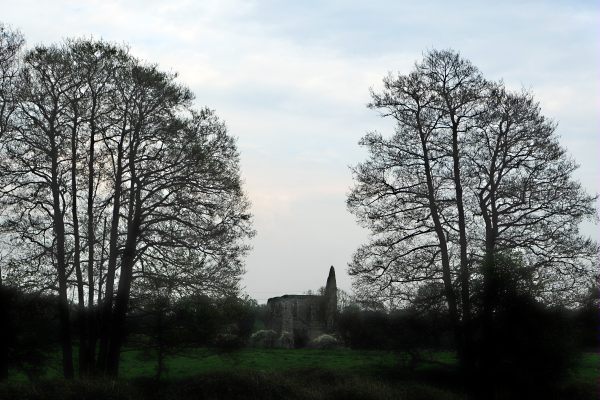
[{"x1": 2, "y1": 0, "x2": 598, "y2": 302}]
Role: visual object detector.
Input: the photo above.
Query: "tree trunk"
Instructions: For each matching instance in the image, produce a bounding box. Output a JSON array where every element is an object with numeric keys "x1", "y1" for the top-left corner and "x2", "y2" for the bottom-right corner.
[
  {"x1": 51, "y1": 143, "x2": 74, "y2": 379},
  {"x1": 106, "y1": 137, "x2": 142, "y2": 376},
  {"x1": 86, "y1": 97, "x2": 97, "y2": 373},
  {"x1": 106, "y1": 210, "x2": 141, "y2": 376},
  {"x1": 478, "y1": 174, "x2": 500, "y2": 397},
  {"x1": 0, "y1": 279, "x2": 9, "y2": 380},
  {"x1": 70, "y1": 110, "x2": 88, "y2": 376},
  {"x1": 156, "y1": 308, "x2": 165, "y2": 381},
  {"x1": 97, "y1": 141, "x2": 124, "y2": 372},
  {"x1": 450, "y1": 119, "x2": 474, "y2": 376},
  {"x1": 416, "y1": 121, "x2": 461, "y2": 359}
]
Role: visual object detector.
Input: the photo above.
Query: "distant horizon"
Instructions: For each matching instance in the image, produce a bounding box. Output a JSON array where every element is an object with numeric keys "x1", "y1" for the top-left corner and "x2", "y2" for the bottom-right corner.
[{"x1": 2, "y1": 0, "x2": 598, "y2": 302}]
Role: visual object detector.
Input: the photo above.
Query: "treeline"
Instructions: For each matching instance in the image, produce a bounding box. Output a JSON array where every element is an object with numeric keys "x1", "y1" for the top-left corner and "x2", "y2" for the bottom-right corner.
[
  {"x1": 339, "y1": 298, "x2": 597, "y2": 398},
  {"x1": 0, "y1": 24, "x2": 254, "y2": 379},
  {"x1": 127, "y1": 294, "x2": 258, "y2": 379},
  {"x1": 340, "y1": 288, "x2": 598, "y2": 353},
  {"x1": 2, "y1": 273, "x2": 598, "y2": 400},
  {"x1": 343, "y1": 258, "x2": 599, "y2": 398},
  {"x1": 1, "y1": 286, "x2": 261, "y2": 380}
]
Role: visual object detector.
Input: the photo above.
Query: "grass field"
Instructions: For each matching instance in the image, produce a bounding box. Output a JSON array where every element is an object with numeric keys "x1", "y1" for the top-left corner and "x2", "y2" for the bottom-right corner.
[
  {"x1": 3, "y1": 348, "x2": 598, "y2": 399},
  {"x1": 8, "y1": 347, "x2": 457, "y2": 380},
  {"x1": 122, "y1": 348, "x2": 404, "y2": 378},
  {"x1": 567, "y1": 352, "x2": 600, "y2": 388}
]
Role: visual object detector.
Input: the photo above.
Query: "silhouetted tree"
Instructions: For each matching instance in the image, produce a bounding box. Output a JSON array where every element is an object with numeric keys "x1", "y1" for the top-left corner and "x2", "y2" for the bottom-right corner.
[
  {"x1": 0, "y1": 35, "x2": 254, "y2": 378},
  {"x1": 348, "y1": 49, "x2": 598, "y2": 378},
  {"x1": 0, "y1": 24, "x2": 23, "y2": 137},
  {"x1": 1, "y1": 287, "x2": 59, "y2": 380},
  {"x1": 0, "y1": 23, "x2": 25, "y2": 381},
  {"x1": 471, "y1": 254, "x2": 579, "y2": 398}
]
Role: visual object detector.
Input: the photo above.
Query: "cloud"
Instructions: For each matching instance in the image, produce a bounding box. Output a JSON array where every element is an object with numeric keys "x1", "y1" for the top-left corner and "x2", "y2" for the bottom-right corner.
[{"x1": 2, "y1": 0, "x2": 598, "y2": 300}]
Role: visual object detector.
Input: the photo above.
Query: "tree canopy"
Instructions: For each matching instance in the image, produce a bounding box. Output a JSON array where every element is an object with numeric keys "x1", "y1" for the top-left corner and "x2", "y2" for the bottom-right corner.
[
  {"x1": 0, "y1": 28, "x2": 254, "y2": 377},
  {"x1": 349, "y1": 49, "x2": 597, "y2": 308},
  {"x1": 348, "y1": 49, "x2": 598, "y2": 381}
]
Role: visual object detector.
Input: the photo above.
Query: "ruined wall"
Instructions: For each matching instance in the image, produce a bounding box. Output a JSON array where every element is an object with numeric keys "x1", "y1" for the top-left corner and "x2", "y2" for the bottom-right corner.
[{"x1": 266, "y1": 266, "x2": 337, "y2": 347}]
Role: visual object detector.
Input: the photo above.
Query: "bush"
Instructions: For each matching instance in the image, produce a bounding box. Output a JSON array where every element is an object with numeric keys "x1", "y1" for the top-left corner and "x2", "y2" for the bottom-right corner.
[
  {"x1": 473, "y1": 254, "x2": 580, "y2": 398},
  {"x1": 481, "y1": 296, "x2": 578, "y2": 398},
  {"x1": 337, "y1": 307, "x2": 390, "y2": 349},
  {"x1": 249, "y1": 330, "x2": 278, "y2": 348},
  {"x1": 277, "y1": 331, "x2": 294, "y2": 349},
  {"x1": 1, "y1": 287, "x2": 59, "y2": 379},
  {"x1": 213, "y1": 333, "x2": 245, "y2": 353},
  {"x1": 308, "y1": 334, "x2": 340, "y2": 350},
  {"x1": 338, "y1": 305, "x2": 452, "y2": 351}
]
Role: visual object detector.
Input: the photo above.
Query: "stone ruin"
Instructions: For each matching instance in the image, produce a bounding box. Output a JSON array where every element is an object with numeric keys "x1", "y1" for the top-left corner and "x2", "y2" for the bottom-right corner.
[{"x1": 266, "y1": 266, "x2": 337, "y2": 348}]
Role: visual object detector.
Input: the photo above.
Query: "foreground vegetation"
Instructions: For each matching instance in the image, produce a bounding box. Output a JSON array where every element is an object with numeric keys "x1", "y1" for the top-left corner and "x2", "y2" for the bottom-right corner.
[{"x1": 3, "y1": 348, "x2": 598, "y2": 399}]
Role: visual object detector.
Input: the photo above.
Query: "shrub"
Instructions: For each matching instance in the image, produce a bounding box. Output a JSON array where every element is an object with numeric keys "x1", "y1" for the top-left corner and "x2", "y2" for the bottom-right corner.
[
  {"x1": 213, "y1": 333, "x2": 245, "y2": 352},
  {"x1": 308, "y1": 334, "x2": 340, "y2": 350},
  {"x1": 249, "y1": 330, "x2": 278, "y2": 348},
  {"x1": 472, "y1": 254, "x2": 580, "y2": 398},
  {"x1": 277, "y1": 331, "x2": 294, "y2": 349}
]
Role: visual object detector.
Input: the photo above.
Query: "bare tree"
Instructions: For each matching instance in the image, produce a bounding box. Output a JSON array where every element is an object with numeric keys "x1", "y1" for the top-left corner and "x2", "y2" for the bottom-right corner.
[
  {"x1": 0, "y1": 24, "x2": 25, "y2": 380},
  {"x1": 0, "y1": 24, "x2": 23, "y2": 137},
  {"x1": 0, "y1": 37, "x2": 254, "y2": 378},
  {"x1": 467, "y1": 84, "x2": 598, "y2": 387},
  {"x1": 348, "y1": 49, "x2": 598, "y2": 375},
  {"x1": 3, "y1": 45, "x2": 79, "y2": 378},
  {"x1": 471, "y1": 85, "x2": 598, "y2": 300}
]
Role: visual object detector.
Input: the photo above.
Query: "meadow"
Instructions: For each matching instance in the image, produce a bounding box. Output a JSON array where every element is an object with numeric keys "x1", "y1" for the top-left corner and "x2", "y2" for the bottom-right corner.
[{"x1": 2, "y1": 348, "x2": 597, "y2": 400}]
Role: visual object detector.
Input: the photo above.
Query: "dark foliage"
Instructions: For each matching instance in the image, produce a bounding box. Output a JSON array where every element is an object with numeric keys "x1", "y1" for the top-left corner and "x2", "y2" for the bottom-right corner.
[
  {"x1": 1, "y1": 286, "x2": 59, "y2": 379},
  {"x1": 480, "y1": 297, "x2": 578, "y2": 398},
  {"x1": 471, "y1": 254, "x2": 582, "y2": 398},
  {"x1": 164, "y1": 294, "x2": 257, "y2": 346},
  {"x1": 337, "y1": 306, "x2": 453, "y2": 352},
  {"x1": 337, "y1": 307, "x2": 389, "y2": 349},
  {"x1": 218, "y1": 296, "x2": 257, "y2": 341},
  {"x1": 213, "y1": 333, "x2": 246, "y2": 353},
  {"x1": 571, "y1": 287, "x2": 599, "y2": 349},
  {"x1": 125, "y1": 293, "x2": 258, "y2": 376}
]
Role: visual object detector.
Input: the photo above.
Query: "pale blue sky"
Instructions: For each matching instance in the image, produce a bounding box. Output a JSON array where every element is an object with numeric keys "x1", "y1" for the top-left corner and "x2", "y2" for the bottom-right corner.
[{"x1": 2, "y1": 0, "x2": 598, "y2": 301}]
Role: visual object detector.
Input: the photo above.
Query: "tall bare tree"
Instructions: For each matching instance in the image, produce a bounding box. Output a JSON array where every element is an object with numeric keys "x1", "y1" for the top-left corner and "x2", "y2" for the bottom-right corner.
[
  {"x1": 0, "y1": 23, "x2": 25, "y2": 381},
  {"x1": 349, "y1": 65, "x2": 461, "y2": 354},
  {"x1": 471, "y1": 85, "x2": 598, "y2": 299},
  {"x1": 1, "y1": 44, "x2": 78, "y2": 378},
  {"x1": 0, "y1": 37, "x2": 254, "y2": 378},
  {"x1": 468, "y1": 84, "x2": 598, "y2": 386},
  {"x1": 348, "y1": 49, "x2": 598, "y2": 375}
]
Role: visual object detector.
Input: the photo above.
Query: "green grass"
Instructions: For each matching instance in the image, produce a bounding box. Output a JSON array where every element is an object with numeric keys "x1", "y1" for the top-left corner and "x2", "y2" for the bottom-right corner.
[
  {"x1": 2, "y1": 349, "x2": 598, "y2": 399},
  {"x1": 6, "y1": 347, "x2": 401, "y2": 381},
  {"x1": 8, "y1": 347, "x2": 595, "y2": 381},
  {"x1": 0, "y1": 368, "x2": 463, "y2": 400},
  {"x1": 120, "y1": 348, "x2": 400, "y2": 379},
  {"x1": 564, "y1": 352, "x2": 599, "y2": 389},
  {"x1": 7, "y1": 347, "x2": 460, "y2": 382}
]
